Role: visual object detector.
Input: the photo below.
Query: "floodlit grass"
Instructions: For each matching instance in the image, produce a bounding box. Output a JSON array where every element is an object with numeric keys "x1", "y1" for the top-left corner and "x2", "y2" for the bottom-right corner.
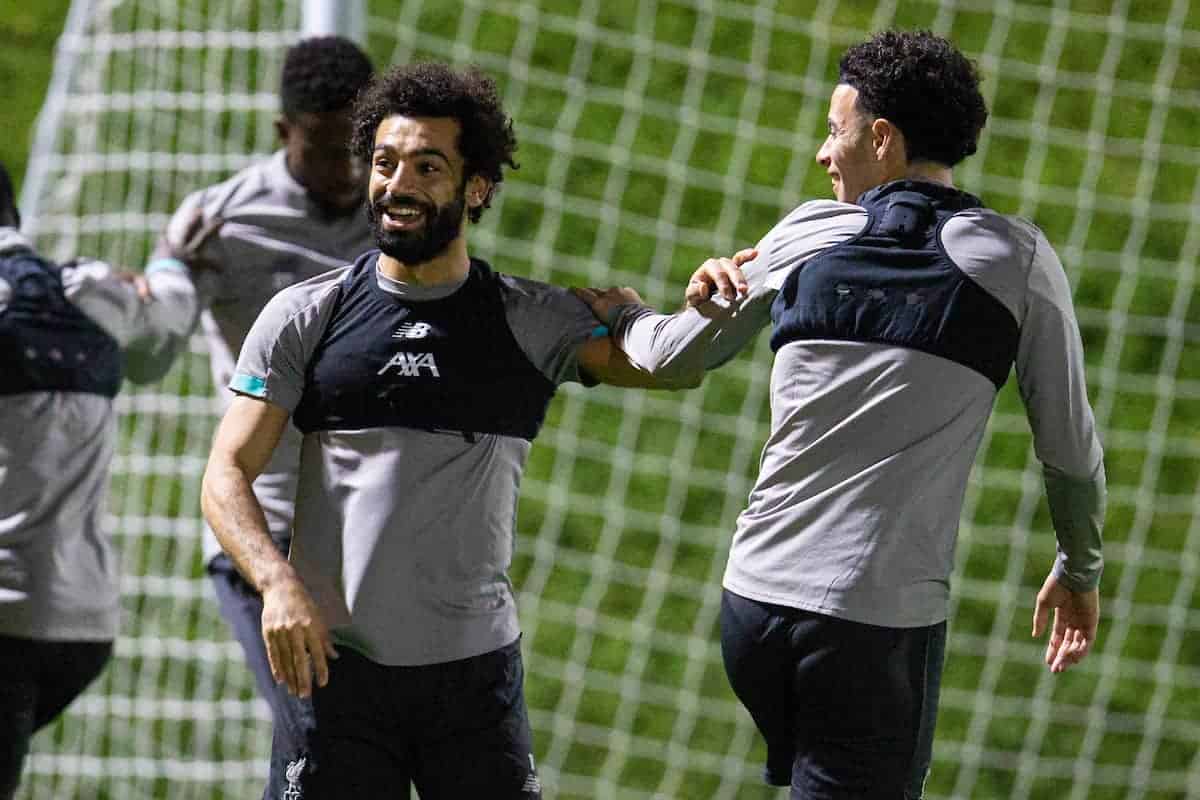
[{"x1": 13, "y1": 1, "x2": 1200, "y2": 798}]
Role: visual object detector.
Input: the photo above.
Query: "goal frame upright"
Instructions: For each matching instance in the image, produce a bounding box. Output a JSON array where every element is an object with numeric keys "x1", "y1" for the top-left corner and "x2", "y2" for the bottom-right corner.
[{"x1": 302, "y1": 0, "x2": 366, "y2": 45}]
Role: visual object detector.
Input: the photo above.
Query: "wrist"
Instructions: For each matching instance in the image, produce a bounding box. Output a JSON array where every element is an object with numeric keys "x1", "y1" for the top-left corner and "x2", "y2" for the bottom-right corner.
[{"x1": 257, "y1": 561, "x2": 299, "y2": 594}]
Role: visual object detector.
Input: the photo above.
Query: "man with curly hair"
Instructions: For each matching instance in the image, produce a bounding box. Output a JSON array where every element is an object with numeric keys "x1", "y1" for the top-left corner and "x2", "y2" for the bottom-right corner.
[
  {"x1": 575, "y1": 30, "x2": 1105, "y2": 798},
  {"x1": 201, "y1": 62, "x2": 699, "y2": 799},
  {"x1": 148, "y1": 35, "x2": 375, "y2": 762}
]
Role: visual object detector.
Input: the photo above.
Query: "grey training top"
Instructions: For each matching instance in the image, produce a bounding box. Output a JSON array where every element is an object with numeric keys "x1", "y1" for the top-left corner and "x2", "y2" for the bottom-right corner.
[
  {"x1": 231, "y1": 259, "x2": 600, "y2": 665},
  {"x1": 612, "y1": 195, "x2": 1105, "y2": 628},
  {"x1": 153, "y1": 150, "x2": 375, "y2": 563},
  {"x1": 0, "y1": 228, "x2": 199, "y2": 641}
]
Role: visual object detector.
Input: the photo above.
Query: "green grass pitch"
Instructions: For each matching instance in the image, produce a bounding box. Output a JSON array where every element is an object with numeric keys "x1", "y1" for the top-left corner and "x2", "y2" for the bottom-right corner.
[{"x1": 7, "y1": 1, "x2": 1200, "y2": 798}]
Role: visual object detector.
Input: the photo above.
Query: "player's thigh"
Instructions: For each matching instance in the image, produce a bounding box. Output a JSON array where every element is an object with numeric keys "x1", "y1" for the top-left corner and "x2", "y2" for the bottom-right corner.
[
  {"x1": 789, "y1": 617, "x2": 945, "y2": 799},
  {"x1": 263, "y1": 648, "x2": 409, "y2": 800},
  {"x1": 903, "y1": 621, "x2": 946, "y2": 800},
  {"x1": 30, "y1": 640, "x2": 112, "y2": 730},
  {"x1": 412, "y1": 640, "x2": 541, "y2": 800},
  {"x1": 720, "y1": 589, "x2": 800, "y2": 786},
  {"x1": 0, "y1": 635, "x2": 39, "y2": 799}
]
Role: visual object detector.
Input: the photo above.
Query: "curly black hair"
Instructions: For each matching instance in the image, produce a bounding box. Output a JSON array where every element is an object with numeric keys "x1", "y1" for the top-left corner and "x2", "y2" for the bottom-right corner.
[
  {"x1": 351, "y1": 63, "x2": 518, "y2": 223},
  {"x1": 839, "y1": 30, "x2": 988, "y2": 167},
  {"x1": 280, "y1": 36, "x2": 374, "y2": 118}
]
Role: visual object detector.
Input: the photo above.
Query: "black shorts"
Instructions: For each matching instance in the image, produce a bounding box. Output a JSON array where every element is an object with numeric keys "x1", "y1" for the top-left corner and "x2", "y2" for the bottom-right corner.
[
  {"x1": 720, "y1": 589, "x2": 946, "y2": 799},
  {"x1": 0, "y1": 634, "x2": 112, "y2": 799},
  {"x1": 264, "y1": 637, "x2": 541, "y2": 800}
]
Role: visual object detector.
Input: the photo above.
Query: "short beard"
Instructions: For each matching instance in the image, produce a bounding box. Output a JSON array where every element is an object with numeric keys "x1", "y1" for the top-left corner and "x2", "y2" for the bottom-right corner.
[{"x1": 367, "y1": 190, "x2": 466, "y2": 265}]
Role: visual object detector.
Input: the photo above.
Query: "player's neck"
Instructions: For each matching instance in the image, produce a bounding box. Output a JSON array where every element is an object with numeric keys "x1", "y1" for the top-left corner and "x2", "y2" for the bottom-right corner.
[
  {"x1": 377, "y1": 236, "x2": 471, "y2": 287},
  {"x1": 903, "y1": 161, "x2": 954, "y2": 189}
]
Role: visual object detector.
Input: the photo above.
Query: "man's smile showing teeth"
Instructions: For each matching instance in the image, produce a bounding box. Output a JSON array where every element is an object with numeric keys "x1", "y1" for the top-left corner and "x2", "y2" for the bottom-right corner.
[{"x1": 383, "y1": 206, "x2": 424, "y2": 228}]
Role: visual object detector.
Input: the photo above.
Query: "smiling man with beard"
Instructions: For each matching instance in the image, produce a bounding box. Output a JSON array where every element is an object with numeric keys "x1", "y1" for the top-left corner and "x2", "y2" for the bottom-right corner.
[{"x1": 200, "y1": 63, "x2": 704, "y2": 800}]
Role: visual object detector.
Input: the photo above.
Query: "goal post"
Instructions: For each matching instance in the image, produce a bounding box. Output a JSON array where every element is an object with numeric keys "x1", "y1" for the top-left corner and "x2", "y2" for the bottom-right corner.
[{"x1": 301, "y1": 0, "x2": 366, "y2": 44}]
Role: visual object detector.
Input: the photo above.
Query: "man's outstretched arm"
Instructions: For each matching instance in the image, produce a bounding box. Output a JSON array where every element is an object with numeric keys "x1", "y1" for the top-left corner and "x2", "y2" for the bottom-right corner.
[
  {"x1": 573, "y1": 249, "x2": 770, "y2": 387},
  {"x1": 201, "y1": 395, "x2": 336, "y2": 698}
]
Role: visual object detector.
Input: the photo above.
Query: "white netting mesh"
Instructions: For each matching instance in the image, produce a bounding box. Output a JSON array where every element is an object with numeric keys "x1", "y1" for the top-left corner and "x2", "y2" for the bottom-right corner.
[{"x1": 17, "y1": 1, "x2": 1200, "y2": 798}]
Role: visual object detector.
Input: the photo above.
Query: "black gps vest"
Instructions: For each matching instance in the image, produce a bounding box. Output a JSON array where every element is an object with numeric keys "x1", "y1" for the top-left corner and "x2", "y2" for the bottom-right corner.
[
  {"x1": 769, "y1": 180, "x2": 1019, "y2": 390},
  {"x1": 0, "y1": 247, "x2": 122, "y2": 398},
  {"x1": 292, "y1": 253, "x2": 557, "y2": 440}
]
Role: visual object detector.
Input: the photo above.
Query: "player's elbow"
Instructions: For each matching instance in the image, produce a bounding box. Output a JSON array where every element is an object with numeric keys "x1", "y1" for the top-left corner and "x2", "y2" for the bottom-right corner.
[
  {"x1": 654, "y1": 365, "x2": 705, "y2": 390},
  {"x1": 198, "y1": 462, "x2": 223, "y2": 524},
  {"x1": 634, "y1": 348, "x2": 708, "y2": 385},
  {"x1": 122, "y1": 340, "x2": 178, "y2": 385},
  {"x1": 199, "y1": 454, "x2": 242, "y2": 525}
]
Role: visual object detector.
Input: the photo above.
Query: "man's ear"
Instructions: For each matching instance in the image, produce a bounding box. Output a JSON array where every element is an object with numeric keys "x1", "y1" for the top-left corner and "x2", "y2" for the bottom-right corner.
[
  {"x1": 274, "y1": 116, "x2": 291, "y2": 146},
  {"x1": 871, "y1": 117, "x2": 904, "y2": 163},
  {"x1": 466, "y1": 174, "x2": 492, "y2": 210}
]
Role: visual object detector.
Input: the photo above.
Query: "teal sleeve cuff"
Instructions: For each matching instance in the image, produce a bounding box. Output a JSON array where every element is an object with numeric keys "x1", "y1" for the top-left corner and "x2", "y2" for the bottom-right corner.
[
  {"x1": 230, "y1": 373, "x2": 267, "y2": 397},
  {"x1": 590, "y1": 324, "x2": 609, "y2": 339}
]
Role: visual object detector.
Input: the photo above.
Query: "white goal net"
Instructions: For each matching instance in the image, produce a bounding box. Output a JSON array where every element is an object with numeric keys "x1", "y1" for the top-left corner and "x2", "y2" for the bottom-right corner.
[{"x1": 17, "y1": 1, "x2": 1200, "y2": 798}]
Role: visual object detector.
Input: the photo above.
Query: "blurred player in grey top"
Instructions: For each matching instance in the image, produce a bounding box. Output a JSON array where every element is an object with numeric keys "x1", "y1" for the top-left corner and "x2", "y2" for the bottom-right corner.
[
  {"x1": 576, "y1": 31, "x2": 1105, "y2": 799},
  {"x1": 201, "y1": 63, "x2": 696, "y2": 799},
  {"x1": 0, "y1": 161, "x2": 200, "y2": 799},
  {"x1": 150, "y1": 36, "x2": 374, "y2": 754}
]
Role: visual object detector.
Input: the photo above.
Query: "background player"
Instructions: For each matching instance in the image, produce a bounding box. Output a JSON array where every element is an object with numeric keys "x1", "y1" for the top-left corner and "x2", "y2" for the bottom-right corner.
[
  {"x1": 201, "y1": 62, "x2": 701, "y2": 799},
  {"x1": 0, "y1": 161, "x2": 201, "y2": 799},
  {"x1": 149, "y1": 35, "x2": 375, "y2": 752},
  {"x1": 575, "y1": 30, "x2": 1105, "y2": 799}
]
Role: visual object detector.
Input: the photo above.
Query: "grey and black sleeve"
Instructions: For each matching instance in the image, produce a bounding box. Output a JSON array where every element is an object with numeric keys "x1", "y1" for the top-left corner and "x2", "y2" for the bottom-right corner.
[
  {"x1": 63, "y1": 258, "x2": 200, "y2": 384},
  {"x1": 1016, "y1": 230, "x2": 1106, "y2": 592},
  {"x1": 611, "y1": 200, "x2": 869, "y2": 379}
]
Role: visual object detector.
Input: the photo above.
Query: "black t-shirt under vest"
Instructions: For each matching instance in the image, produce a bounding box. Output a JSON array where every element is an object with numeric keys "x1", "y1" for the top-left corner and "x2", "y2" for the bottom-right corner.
[
  {"x1": 769, "y1": 180, "x2": 1019, "y2": 389},
  {"x1": 0, "y1": 248, "x2": 122, "y2": 398},
  {"x1": 293, "y1": 253, "x2": 557, "y2": 440}
]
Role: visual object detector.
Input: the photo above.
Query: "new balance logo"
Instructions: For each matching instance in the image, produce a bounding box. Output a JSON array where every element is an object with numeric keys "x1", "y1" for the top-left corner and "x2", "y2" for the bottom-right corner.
[
  {"x1": 377, "y1": 351, "x2": 441, "y2": 377},
  {"x1": 393, "y1": 322, "x2": 432, "y2": 339}
]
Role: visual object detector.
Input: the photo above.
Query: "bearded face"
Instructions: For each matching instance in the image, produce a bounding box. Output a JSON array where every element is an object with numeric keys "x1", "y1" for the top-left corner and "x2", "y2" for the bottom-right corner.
[{"x1": 366, "y1": 185, "x2": 467, "y2": 266}]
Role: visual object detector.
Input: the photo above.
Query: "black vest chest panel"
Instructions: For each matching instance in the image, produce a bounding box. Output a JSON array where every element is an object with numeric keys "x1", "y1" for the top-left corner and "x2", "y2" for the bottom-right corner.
[
  {"x1": 293, "y1": 253, "x2": 557, "y2": 440},
  {"x1": 769, "y1": 181, "x2": 1019, "y2": 389},
  {"x1": 0, "y1": 250, "x2": 122, "y2": 398}
]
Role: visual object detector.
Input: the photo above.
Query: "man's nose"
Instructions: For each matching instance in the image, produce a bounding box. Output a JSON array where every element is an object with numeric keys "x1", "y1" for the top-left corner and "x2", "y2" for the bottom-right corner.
[{"x1": 385, "y1": 163, "x2": 419, "y2": 194}]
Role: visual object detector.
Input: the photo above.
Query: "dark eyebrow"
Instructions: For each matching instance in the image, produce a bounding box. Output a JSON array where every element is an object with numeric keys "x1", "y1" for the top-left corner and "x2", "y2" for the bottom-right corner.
[{"x1": 372, "y1": 144, "x2": 453, "y2": 167}]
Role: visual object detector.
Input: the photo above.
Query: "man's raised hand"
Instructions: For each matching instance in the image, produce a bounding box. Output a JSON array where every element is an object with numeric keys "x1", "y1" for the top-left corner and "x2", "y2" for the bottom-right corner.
[{"x1": 684, "y1": 247, "x2": 757, "y2": 307}]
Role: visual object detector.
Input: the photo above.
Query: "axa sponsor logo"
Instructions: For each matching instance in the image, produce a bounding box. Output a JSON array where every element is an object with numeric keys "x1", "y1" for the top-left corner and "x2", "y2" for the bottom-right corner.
[
  {"x1": 377, "y1": 351, "x2": 441, "y2": 377},
  {"x1": 392, "y1": 321, "x2": 432, "y2": 340}
]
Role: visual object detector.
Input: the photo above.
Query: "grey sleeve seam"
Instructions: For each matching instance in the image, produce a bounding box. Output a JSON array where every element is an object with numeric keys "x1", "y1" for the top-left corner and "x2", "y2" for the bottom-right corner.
[
  {"x1": 1022, "y1": 224, "x2": 1040, "y2": 325},
  {"x1": 246, "y1": 288, "x2": 332, "y2": 393}
]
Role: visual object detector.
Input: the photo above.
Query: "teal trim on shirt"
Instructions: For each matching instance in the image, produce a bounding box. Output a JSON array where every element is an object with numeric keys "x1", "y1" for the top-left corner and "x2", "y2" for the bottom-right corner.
[
  {"x1": 230, "y1": 373, "x2": 267, "y2": 397},
  {"x1": 590, "y1": 324, "x2": 609, "y2": 339}
]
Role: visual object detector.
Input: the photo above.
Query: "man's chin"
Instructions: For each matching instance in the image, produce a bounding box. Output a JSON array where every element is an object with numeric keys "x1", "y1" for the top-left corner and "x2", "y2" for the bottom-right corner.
[{"x1": 376, "y1": 235, "x2": 440, "y2": 266}]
